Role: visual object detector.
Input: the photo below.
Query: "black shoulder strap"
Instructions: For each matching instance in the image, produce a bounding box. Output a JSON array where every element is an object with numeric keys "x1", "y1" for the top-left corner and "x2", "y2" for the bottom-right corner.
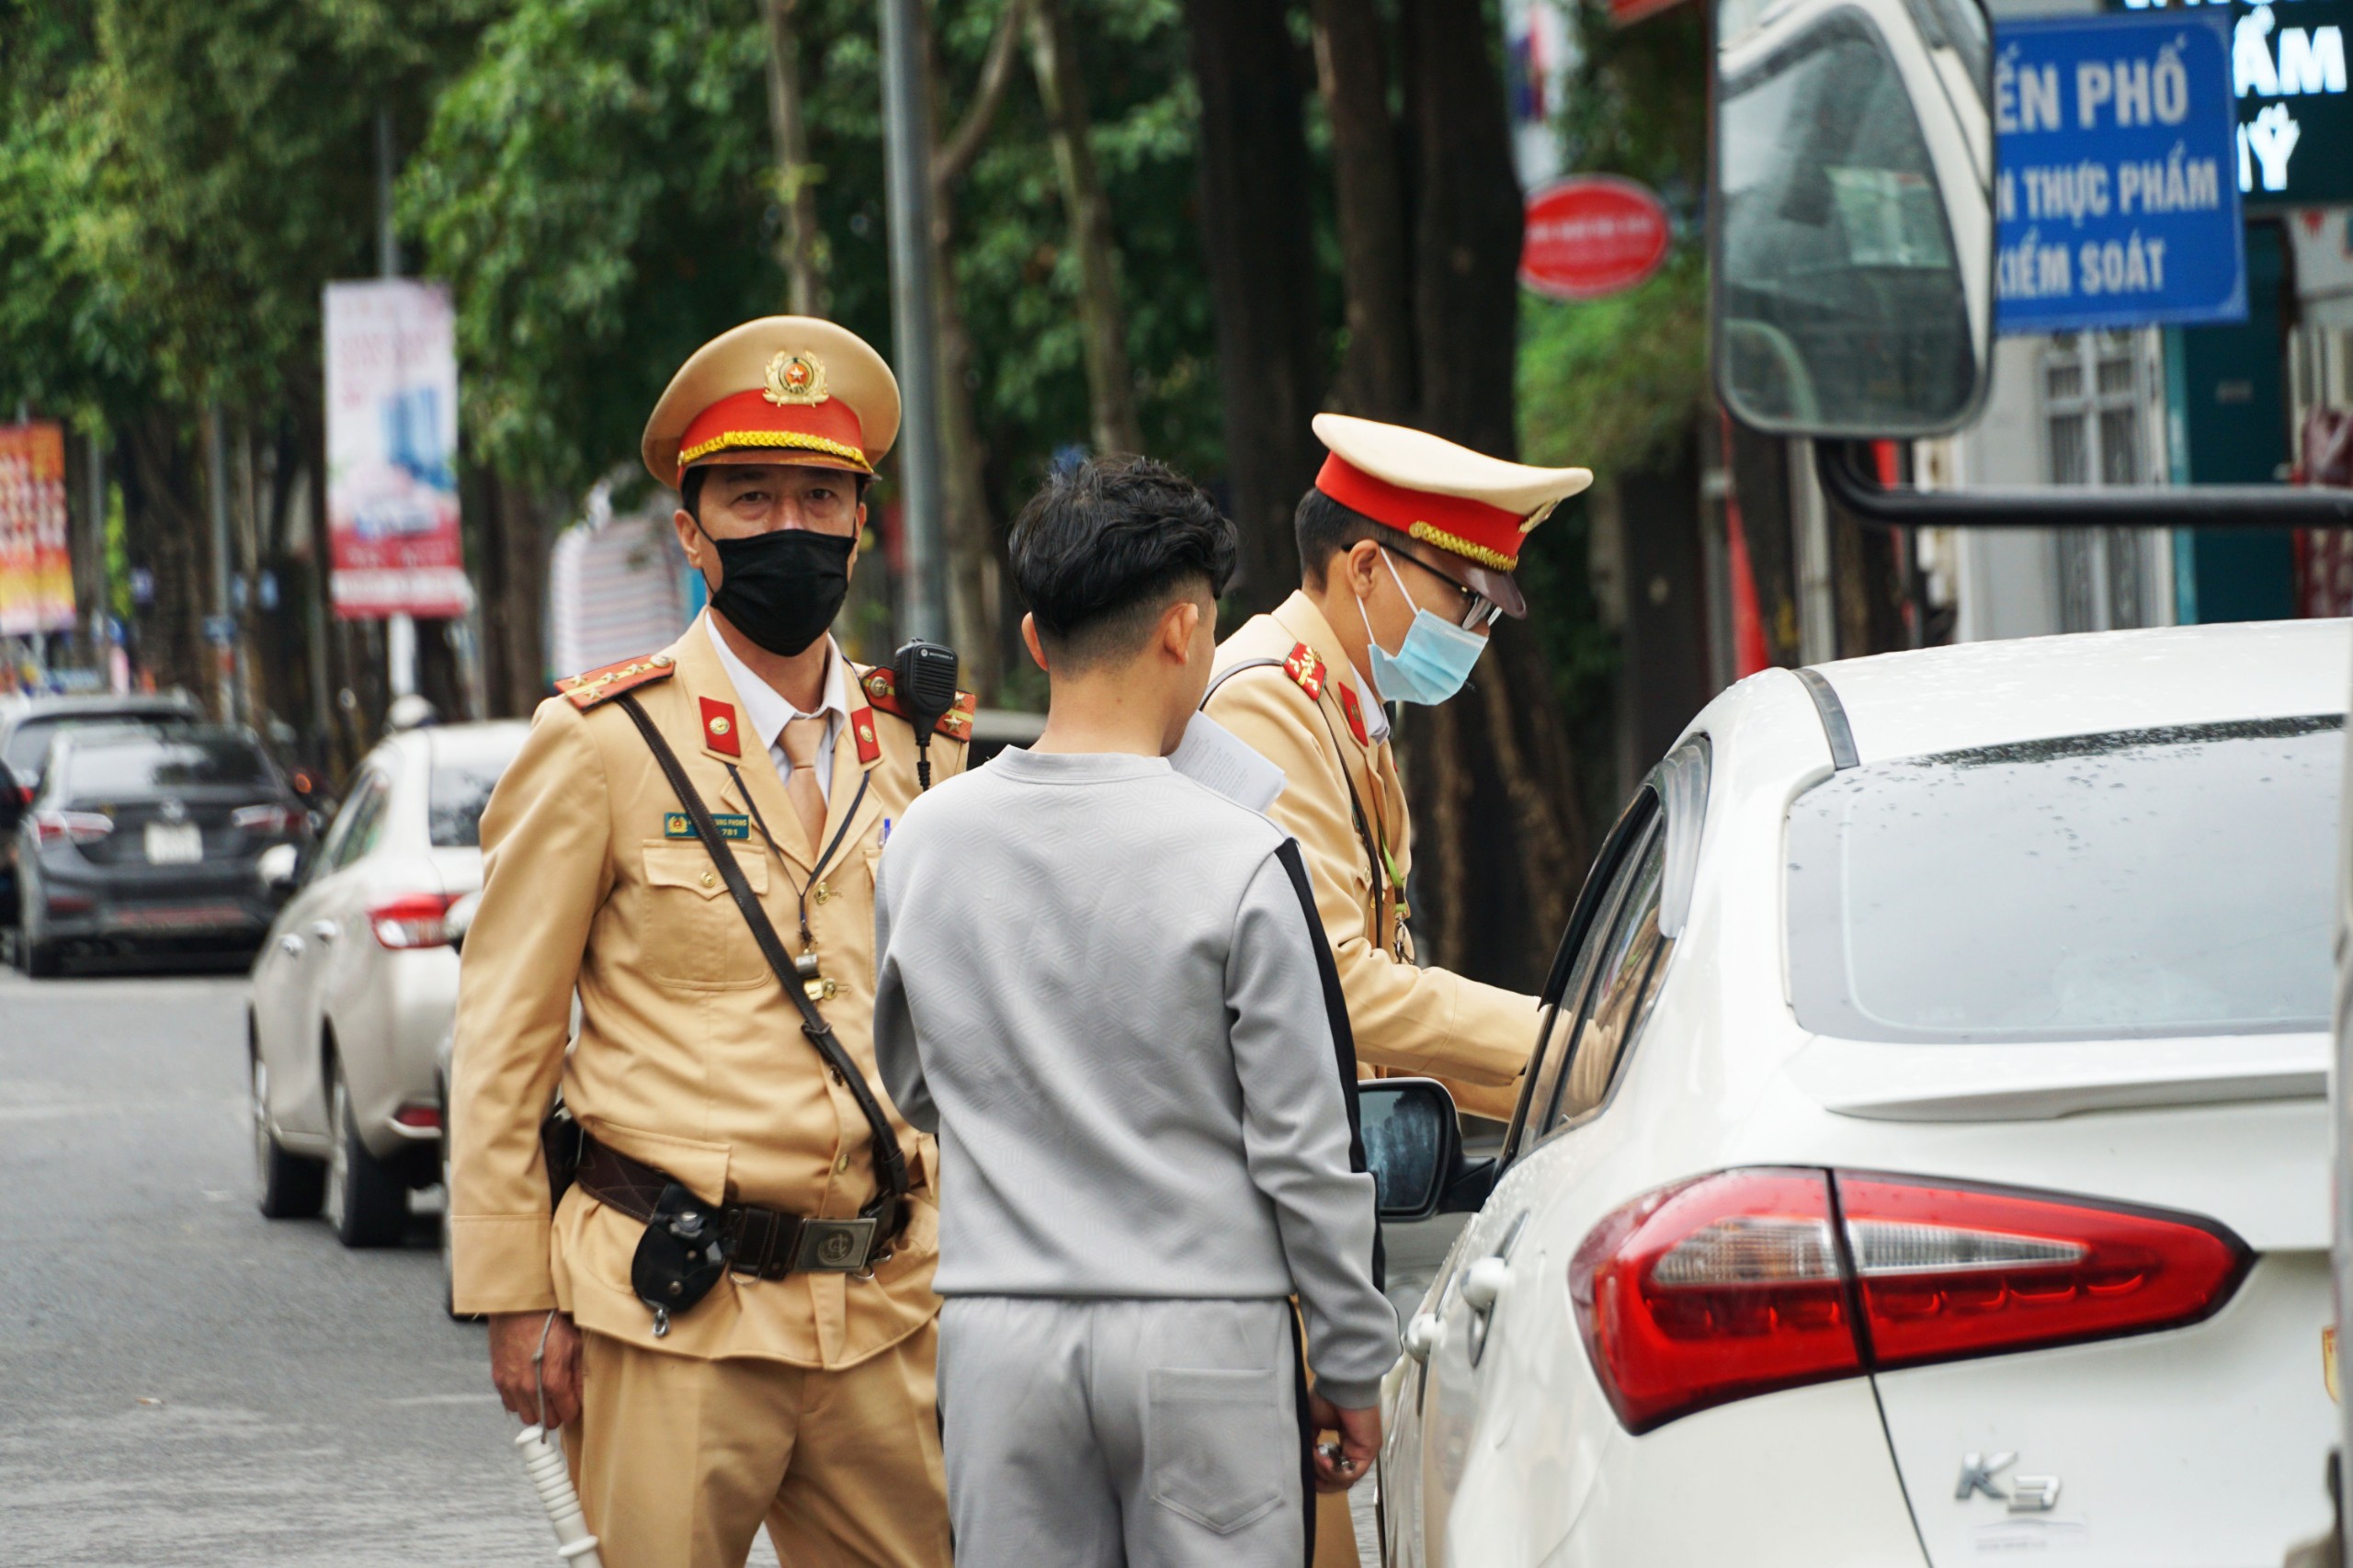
[
  {"x1": 1272, "y1": 836, "x2": 1383, "y2": 1291},
  {"x1": 1201, "y1": 656, "x2": 1284, "y2": 706},
  {"x1": 616, "y1": 694, "x2": 910, "y2": 1233}
]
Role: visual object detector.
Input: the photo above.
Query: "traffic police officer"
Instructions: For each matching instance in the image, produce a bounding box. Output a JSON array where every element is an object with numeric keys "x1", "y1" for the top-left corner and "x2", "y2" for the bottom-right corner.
[
  {"x1": 449, "y1": 317, "x2": 972, "y2": 1568},
  {"x1": 1207, "y1": 415, "x2": 1588, "y2": 1565}
]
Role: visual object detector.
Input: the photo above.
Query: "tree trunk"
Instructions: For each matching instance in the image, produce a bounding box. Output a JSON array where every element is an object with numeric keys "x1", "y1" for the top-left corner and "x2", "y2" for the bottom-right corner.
[
  {"x1": 116, "y1": 410, "x2": 210, "y2": 709},
  {"x1": 1028, "y1": 0, "x2": 1144, "y2": 458},
  {"x1": 924, "y1": 0, "x2": 1029, "y2": 703},
  {"x1": 763, "y1": 0, "x2": 825, "y2": 314},
  {"x1": 1185, "y1": 0, "x2": 1328, "y2": 612},
  {"x1": 1310, "y1": 0, "x2": 1415, "y2": 420}
]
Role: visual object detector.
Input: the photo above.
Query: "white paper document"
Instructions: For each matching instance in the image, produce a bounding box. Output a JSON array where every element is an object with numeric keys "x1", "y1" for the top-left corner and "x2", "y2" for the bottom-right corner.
[{"x1": 1169, "y1": 712, "x2": 1287, "y2": 813}]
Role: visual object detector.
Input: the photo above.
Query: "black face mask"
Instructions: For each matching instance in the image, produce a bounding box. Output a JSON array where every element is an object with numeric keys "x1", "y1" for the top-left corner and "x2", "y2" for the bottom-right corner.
[{"x1": 699, "y1": 526, "x2": 855, "y2": 657}]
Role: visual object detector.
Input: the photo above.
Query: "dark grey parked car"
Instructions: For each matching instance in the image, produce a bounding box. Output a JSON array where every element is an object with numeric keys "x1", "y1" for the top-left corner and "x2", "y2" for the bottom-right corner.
[
  {"x1": 0, "y1": 692, "x2": 204, "y2": 928},
  {"x1": 14, "y1": 724, "x2": 313, "y2": 975}
]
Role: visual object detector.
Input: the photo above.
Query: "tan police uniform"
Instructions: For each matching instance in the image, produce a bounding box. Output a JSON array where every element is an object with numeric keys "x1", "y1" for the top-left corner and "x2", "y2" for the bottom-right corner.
[
  {"x1": 449, "y1": 317, "x2": 973, "y2": 1568},
  {"x1": 1209, "y1": 415, "x2": 1590, "y2": 1567}
]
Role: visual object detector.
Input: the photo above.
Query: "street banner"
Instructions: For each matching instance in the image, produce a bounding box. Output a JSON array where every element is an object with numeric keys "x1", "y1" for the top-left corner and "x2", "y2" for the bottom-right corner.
[
  {"x1": 1995, "y1": 13, "x2": 2246, "y2": 333},
  {"x1": 323, "y1": 279, "x2": 469, "y2": 619},
  {"x1": 0, "y1": 421, "x2": 74, "y2": 638},
  {"x1": 1520, "y1": 176, "x2": 1673, "y2": 300},
  {"x1": 2113, "y1": 0, "x2": 2350, "y2": 205}
]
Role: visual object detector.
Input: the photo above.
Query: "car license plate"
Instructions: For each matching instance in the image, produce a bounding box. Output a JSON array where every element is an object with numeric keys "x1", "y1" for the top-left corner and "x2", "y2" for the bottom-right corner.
[{"x1": 143, "y1": 823, "x2": 203, "y2": 864}]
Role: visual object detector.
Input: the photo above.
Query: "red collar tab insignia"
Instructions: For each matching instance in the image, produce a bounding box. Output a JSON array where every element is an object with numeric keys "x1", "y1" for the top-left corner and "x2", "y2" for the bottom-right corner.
[
  {"x1": 859, "y1": 665, "x2": 978, "y2": 741},
  {"x1": 850, "y1": 704, "x2": 881, "y2": 766},
  {"x1": 699, "y1": 697, "x2": 742, "y2": 757},
  {"x1": 555, "y1": 651, "x2": 676, "y2": 710},
  {"x1": 1336, "y1": 680, "x2": 1370, "y2": 748},
  {"x1": 1281, "y1": 642, "x2": 1327, "y2": 701}
]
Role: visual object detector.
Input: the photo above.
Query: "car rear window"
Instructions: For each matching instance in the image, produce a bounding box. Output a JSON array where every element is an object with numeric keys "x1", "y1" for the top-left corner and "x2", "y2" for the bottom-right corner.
[
  {"x1": 1785, "y1": 715, "x2": 2340, "y2": 1043},
  {"x1": 428, "y1": 744, "x2": 520, "y2": 847},
  {"x1": 62, "y1": 733, "x2": 274, "y2": 796},
  {"x1": 6, "y1": 711, "x2": 195, "y2": 778}
]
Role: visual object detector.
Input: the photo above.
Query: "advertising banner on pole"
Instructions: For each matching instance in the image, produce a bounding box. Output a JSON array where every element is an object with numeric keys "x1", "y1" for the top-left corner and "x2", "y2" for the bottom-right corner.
[
  {"x1": 1995, "y1": 12, "x2": 2246, "y2": 333},
  {"x1": 0, "y1": 421, "x2": 74, "y2": 638},
  {"x1": 323, "y1": 279, "x2": 469, "y2": 619}
]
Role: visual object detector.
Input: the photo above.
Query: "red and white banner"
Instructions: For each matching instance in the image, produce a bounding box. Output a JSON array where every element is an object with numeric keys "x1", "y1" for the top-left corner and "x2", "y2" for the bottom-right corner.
[
  {"x1": 324, "y1": 280, "x2": 469, "y2": 619},
  {"x1": 1519, "y1": 176, "x2": 1673, "y2": 301},
  {"x1": 0, "y1": 421, "x2": 74, "y2": 637}
]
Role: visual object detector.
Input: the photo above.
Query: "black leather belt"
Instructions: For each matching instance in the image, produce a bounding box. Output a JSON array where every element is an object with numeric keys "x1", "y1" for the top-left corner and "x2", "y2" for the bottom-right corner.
[{"x1": 574, "y1": 1134, "x2": 887, "y2": 1278}]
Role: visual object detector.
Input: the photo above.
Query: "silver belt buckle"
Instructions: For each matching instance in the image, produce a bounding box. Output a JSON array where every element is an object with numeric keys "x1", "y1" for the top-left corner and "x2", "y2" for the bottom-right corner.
[{"x1": 794, "y1": 1217, "x2": 878, "y2": 1273}]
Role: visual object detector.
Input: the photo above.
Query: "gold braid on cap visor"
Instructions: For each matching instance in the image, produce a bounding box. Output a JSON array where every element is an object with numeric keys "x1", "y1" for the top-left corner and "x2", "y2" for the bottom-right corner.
[
  {"x1": 1407, "y1": 519, "x2": 1517, "y2": 571},
  {"x1": 677, "y1": 429, "x2": 872, "y2": 472}
]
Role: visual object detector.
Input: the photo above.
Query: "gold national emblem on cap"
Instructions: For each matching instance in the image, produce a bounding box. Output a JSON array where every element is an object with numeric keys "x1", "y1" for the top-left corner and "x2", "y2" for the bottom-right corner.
[{"x1": 765, "y1": 351, "x2": 828, "y2": 406}]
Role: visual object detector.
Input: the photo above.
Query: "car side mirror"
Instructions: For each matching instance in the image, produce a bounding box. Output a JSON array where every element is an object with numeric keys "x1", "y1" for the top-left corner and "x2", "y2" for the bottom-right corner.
[
  {"x1": 1360, "y1": 1077, "x2": 1497, "y2": 1222},
  {"x1": 256, "y1": 842, "x2": 301, "y2": 897},
  {"x1": 1713, "y1": 0, "x2": 1993, "y2": 437}
]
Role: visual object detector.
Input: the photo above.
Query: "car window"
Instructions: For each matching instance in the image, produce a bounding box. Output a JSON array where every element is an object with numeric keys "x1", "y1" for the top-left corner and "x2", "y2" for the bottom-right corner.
[
  {"x1": 1786, "y1": 715, "x2": 2340, "y2": 1043},
  {"x1": 60, "y1": 732, "x2": 273, "y2": 796},
  {"x1": 1512, "y1": 804, "x2": 1661, "y2": 1155},
  {"x1": 1546, "y1": 828, "x2": 1673, "y2": 1133},
  {"x1": 428, "y1": 744, "x2": 520, "y2": 848},
  {"x1": 318, "y1": 774, "x2": 391, "y2": 875},
  {"x1": 6, "y1": 711, "x2": 197, "y2": 781}
]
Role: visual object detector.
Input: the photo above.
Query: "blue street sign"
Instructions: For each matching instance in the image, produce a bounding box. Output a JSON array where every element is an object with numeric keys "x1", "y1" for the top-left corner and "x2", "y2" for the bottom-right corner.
[{"x1": 1995, "y1": 12, "x2": 2246, "y2": 333}]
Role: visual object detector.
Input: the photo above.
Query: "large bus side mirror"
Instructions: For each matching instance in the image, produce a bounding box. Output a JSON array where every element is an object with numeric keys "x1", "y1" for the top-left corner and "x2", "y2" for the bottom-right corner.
[{"x1": 1713, "y1": 0, "x2": 1994, "y2": 438}]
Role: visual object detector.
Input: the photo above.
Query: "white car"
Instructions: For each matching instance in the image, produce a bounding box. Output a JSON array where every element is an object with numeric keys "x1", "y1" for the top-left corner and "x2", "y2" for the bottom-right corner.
[
  {"x1": 248, "y1": 721, "x2": 527, "y2": 1246},
  {"x1": 1370, "y1": 619, "x2": 2343, "y2": 1568}
]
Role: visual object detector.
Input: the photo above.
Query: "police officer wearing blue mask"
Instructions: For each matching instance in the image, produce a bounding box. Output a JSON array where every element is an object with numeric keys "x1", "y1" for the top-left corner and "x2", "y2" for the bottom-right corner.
[{"x1": 1206, "y1": 415, "x2": 1589, "y2": 1564}]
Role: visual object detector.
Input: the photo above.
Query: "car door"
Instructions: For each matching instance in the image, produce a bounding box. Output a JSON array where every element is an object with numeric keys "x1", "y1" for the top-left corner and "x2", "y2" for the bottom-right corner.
[{"x1": 256, "y1": 768, "x2": 390, "y2": 1142}]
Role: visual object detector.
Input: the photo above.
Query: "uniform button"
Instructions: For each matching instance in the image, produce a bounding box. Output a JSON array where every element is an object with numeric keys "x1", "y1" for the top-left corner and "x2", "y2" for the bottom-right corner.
[
  {"x1": 700, "y1": 870, "x2": 715, "y2": 888},
  {"x1": 813, "y1": 882, "x2": 830, "y2": 904},
  {"x1": 835, "y1": 1153, "x2": 850, "y2": 1174}
]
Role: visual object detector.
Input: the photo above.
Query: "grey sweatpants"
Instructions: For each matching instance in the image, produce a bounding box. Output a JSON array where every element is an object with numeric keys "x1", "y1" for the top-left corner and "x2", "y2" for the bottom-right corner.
[{"x1": 937, "y1": 1296, "x2": 1307, "y2": 1568}]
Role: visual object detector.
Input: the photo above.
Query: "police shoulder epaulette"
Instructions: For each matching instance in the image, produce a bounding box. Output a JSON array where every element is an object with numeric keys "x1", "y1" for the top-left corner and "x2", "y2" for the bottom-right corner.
[
  {"x1": 555, "y1": 652, "x2": 676, "y2": 710},
  {"x1": 856, "y1": 666, "x2": 977, "y2": 743},
  {"x1": 1280, "y1": 642, "x2": 1329, "y2": 701}
]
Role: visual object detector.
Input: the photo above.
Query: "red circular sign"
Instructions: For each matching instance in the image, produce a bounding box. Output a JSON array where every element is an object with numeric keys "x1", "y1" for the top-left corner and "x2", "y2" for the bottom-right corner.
[{"x1": 1519, "y1": 176, "x2": 1672, "y2": 301}]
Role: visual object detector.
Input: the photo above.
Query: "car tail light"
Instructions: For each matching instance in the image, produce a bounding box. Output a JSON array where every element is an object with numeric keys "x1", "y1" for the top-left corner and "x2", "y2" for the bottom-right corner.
[
  {"x1": 1572, "y1": 1168, "x2": 2249, "y2": 1434},
  {"x1": 392, "y1": 1103, "x2": 442, "y2": 1130},
  {"x1": 30, "y1": 809, "x2": 114, "y2": 846},
  {"x1": 1839, "y1": 1176, "x2": 2249, "y2": 1368},
  {"x1": 369, "y1": 892, "x2": 460, "y2": 949},
  {"x1": 232, "y1": 803, "x2": 303, "y2": 835}
]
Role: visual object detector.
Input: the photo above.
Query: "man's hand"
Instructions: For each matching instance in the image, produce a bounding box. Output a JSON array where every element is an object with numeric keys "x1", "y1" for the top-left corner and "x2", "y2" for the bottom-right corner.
[
  {"x1": 489, "y1": 1310, "x2": 582, "y2": 1428},
  {"x1": 1308, "y1": 1392, "x2": 1381, "y2": 1494}
]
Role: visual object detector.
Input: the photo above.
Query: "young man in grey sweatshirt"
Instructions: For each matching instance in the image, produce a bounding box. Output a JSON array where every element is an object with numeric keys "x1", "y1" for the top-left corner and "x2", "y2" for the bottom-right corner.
[{"x1": 871, "y1": 457, "x2": 1399, "y2": 1568}]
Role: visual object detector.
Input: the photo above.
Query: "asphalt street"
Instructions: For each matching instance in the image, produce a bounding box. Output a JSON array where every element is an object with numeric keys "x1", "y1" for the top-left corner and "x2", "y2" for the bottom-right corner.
[
  {"x1": 0, "y1": 957, "x2": 1427, "y2": 1566},
  {"x1": 0, "y1": 960, "x2": 552, "y2": 1566}
]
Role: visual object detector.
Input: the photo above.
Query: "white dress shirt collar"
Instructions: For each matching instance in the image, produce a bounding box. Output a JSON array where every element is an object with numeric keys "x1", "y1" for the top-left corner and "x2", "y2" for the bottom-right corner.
[
  {"x1": 1350, "y1": 661, "x2": 1392, "y2": 744},
  {"x1": 703, "y1": 614, "x2": 850, "y2": 750}
]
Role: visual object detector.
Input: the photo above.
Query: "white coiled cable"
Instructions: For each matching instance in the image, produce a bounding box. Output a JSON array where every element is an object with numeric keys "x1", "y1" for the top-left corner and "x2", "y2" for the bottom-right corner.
[{"x1": 515, "y1": 1425, "x2": 604, "y2": 1566}]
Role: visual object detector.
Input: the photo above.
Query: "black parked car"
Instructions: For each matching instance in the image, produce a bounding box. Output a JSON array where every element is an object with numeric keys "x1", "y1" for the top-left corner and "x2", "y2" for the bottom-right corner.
[
  {"x1": 0, "y1": 692, "x2": 204, "y2": 927},
  {"x1": 13, "y1": 724, "x2": 313, "y2": 976}
]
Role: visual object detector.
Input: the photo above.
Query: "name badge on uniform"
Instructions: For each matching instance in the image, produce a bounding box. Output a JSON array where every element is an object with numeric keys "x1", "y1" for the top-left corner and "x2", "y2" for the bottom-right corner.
[{"x1": 665, "y1": 812, "x2": 750, "y2": 841}]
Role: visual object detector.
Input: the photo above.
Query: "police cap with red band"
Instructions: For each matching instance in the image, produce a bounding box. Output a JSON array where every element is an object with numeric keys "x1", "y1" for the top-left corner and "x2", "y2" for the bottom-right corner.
[
  {"x1": 1312, "y1": 413, "x2": 1592, "y2": 619},
  {"x1": 642, "y1": 317, "x2": 902, "y2": 491}
]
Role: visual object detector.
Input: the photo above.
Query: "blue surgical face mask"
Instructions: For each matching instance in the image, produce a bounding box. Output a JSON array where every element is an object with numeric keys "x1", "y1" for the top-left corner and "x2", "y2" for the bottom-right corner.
[{"x1": 1357, "y1": 551, "x2": 1488, "y2": 706}]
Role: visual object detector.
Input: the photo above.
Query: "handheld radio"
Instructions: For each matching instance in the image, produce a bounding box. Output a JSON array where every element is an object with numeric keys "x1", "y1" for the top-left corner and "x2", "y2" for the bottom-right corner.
[{"x1": 892, "y1": 639, "x2": 961, "y2": 790}]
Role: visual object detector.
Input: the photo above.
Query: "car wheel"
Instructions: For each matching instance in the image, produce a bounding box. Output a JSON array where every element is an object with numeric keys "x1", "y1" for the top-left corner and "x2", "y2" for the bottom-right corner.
[
  {"x1": 252, "y1": 1053, "x2": 325, "y2": 1219},
  {"x1": 324, "y1": 1059, "x2": 407, "y2": 1248}
]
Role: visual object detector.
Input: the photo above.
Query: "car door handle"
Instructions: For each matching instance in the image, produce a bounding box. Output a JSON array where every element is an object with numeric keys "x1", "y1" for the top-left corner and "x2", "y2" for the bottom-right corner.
[
  {"x1": 1403, "y1": 1312, "x2": 1443, "y2": 1363},
  {"x1": 278, "y1": 935, "x2": 304, "y2": 958},
  {"x1": 1460, "y1": 1256, "x2": 1512, "y2": 1312},
  {"x1": 306, "y1": 919, "x2": 337, "y2": 943}
]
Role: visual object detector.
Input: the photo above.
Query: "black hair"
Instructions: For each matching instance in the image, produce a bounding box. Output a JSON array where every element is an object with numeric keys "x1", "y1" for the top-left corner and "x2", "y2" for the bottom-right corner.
[
  {"x1": 677, "y1": 464, "x2": 870, "y2": 525},
  {"x1": 1009, "y1": 455, "x2": 1238, "y2": 671},
  {"x1": 1294, "y1": 486, "x2": 1387, "y2": 587}
]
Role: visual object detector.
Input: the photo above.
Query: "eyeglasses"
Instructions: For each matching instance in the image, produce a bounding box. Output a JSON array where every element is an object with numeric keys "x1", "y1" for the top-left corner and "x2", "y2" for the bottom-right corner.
[{"x1": 1383, "y1": 547, "x2": 1503, "y2": 630}]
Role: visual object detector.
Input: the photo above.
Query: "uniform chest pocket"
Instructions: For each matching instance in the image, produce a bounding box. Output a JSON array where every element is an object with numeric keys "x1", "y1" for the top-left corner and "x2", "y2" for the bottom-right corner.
[{"x1": 637, "y1": 841, "x2": 775, "y2": 989}]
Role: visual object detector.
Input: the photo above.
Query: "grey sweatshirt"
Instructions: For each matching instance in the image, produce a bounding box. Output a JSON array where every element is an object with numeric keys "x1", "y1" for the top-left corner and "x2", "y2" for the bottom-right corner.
[{"x1": 871, "y1": 747, "x2": 1398, "y2": 1407}]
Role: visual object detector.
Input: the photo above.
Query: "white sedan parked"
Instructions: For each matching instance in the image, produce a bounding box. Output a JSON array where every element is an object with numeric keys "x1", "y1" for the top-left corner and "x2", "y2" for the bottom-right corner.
[
  {"x1": 1370, "y1": 619, "x2": 2343, "y2": 1568},
  {"x1": 247, "y1": 721, "x2": 526, "y2": 1246}
]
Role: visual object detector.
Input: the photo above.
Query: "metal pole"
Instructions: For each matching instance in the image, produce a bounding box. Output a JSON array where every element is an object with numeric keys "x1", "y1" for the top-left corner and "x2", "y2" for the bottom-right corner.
[
  {"x1": 206, "y1": 405, "x2": 235, "y2": 722},
  {"x1": 878, "y1": 0, "x2": 949, "y2": 644},
  {"x1": 376, "y1": 104, "x2": 416, "y2": 699}
]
